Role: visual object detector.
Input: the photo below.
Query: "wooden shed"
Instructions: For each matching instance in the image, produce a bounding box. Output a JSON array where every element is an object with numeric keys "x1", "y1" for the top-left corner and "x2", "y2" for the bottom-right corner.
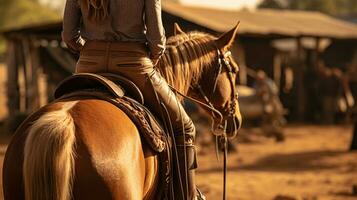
[{"x1": 161, "y1": 2, "x2": 357, "y2": 121}]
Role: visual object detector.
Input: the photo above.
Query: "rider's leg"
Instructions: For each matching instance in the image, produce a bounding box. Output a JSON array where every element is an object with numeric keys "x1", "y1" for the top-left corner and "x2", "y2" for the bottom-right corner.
[
  {"x1": 109, "y1": 62, "x2": 202, "y2": 199},
  {"x1": 147, "y1": 71, "x2": 198, "y2": 200}
]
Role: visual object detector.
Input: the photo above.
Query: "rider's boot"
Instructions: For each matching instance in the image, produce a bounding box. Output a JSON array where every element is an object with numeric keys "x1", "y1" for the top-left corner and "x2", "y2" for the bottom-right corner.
[{"x1": 174, "y1": 135, "x2": 206, "y2": 200}]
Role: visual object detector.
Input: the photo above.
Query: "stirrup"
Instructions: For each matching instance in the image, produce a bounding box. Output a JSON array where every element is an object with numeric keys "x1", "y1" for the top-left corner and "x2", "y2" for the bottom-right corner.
[{"x1": 196, "y1": 188, "x2": 206, "y2": 200}]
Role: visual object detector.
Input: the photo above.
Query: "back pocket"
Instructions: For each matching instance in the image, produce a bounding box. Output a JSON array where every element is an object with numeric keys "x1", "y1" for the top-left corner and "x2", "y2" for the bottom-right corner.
[{"x1": 78, "y1": 55, "x2": 102, "y2": 66}]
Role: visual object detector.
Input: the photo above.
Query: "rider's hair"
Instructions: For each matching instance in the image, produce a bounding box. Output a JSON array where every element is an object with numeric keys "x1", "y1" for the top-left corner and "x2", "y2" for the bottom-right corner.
[{"x1": 82, "y1": 0, "x2": 110, "y2": 22}]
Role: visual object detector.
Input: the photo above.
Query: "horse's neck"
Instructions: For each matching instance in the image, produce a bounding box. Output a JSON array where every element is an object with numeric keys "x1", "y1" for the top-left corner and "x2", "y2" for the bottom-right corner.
[{"x1": 156, "y1": 40, "x2": 216, "y2": 96}]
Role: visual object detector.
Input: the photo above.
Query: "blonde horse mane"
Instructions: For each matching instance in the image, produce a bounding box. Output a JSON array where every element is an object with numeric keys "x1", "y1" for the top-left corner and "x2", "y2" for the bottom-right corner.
[{"x1": 157, "y1": 31, "x2": 218, "y2": 95}]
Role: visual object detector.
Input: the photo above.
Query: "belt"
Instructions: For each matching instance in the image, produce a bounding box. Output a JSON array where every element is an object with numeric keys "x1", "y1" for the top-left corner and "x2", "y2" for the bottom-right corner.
[{"x1": 83, "y1": 40, "x2": 148, "y2": 54}]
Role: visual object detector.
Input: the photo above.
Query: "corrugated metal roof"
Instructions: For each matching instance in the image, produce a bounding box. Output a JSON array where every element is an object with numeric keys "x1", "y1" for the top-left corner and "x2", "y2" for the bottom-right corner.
[{"x1": 163, "y1": 2, "x2": 357, "y2": 39}]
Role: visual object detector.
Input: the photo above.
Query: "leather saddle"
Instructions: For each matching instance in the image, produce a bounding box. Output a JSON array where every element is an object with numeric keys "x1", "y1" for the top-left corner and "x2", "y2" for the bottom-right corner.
[{"x1": 55, "y1": 73, "x2": 144, "y2": 104}]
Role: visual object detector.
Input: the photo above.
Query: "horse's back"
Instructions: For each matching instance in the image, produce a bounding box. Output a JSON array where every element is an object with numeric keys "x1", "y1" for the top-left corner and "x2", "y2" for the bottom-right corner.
[{"x1": 3, "y1": 99, "x2": 159, "y2": 200}]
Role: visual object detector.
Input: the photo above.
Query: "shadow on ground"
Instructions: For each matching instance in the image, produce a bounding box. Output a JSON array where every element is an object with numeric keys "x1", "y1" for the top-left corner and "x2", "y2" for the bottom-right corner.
[{"x1": 199, "y1": 150, "x2": 355, "y2": 173}]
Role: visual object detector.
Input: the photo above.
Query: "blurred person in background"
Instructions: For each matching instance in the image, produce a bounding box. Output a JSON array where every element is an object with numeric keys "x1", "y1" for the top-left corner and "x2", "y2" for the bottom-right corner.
[
  {"x1": 255, "y1": 70, "x2": 286, "y2": 141},
  {"x1": 347, "y1": 57, "x2": 357, "y2": 150}
]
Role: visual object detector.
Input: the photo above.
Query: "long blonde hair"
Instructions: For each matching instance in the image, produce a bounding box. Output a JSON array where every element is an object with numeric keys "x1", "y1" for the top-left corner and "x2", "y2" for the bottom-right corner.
[{"x1": 82, "y1": 0, "x2": 110, "y2": 22}]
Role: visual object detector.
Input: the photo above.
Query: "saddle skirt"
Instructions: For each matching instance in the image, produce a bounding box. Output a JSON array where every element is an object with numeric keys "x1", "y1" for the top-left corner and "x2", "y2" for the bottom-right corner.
[{"x1": 54, "y1": 73, "x2": 166, "y2": 152}]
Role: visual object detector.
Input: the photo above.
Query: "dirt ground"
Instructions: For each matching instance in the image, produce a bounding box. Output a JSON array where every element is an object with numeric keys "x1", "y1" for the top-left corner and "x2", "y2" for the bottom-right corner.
[
  {"x1": 196, "y1": 125, "x2": 357, "y2": 200},
  {"x1": 0, "y1": 125, "x2": 356, "y2": 200}
]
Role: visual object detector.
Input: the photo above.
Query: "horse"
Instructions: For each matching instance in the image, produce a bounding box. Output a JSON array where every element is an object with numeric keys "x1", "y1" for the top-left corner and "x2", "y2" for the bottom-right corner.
[{"x1": 3, "y1": 23, "x2": 242, "y2": 200}]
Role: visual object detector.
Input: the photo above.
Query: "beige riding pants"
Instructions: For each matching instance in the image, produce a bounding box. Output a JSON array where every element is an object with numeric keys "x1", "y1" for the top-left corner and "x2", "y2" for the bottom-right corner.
[{"x1": 75, "y1": 41, "x2": 195, "y2": 143}]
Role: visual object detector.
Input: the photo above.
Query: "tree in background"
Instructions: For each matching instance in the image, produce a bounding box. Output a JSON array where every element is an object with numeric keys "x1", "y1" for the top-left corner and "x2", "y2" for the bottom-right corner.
[
  {"x1": 258, "y1": 0, "x2": 288, "y2": 9},
  {"x1": 162, "y1": 0, "x2": 180, "y2": 2},
  {"x1": 0, "y1": 0, "x2": 60, "y2": 56},
  {"x1": 259, "y1": 0, "x2": 357, "y2": 17},
  {"x1": 0, "y1": 0, "x2": 60, "y2": 30}
]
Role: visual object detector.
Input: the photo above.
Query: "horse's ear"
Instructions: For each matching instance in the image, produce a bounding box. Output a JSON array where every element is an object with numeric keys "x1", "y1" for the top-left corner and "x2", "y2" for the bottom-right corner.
[
  {"x1": 216, "y1": 21, "x2": 240, "y2": 50},
  {"x1": 174, "y1": 23, "x2": 185, "y2": 35}
]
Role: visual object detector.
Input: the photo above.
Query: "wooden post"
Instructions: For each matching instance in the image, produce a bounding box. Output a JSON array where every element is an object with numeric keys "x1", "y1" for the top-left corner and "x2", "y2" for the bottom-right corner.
[
  {"x1": 273, "y1": 52, "x2": 282, "y2": 91},
  {"x1": 234, "y1": 41, "x2": 247, "y2": 85},
  {"x1": 296, "y1": 37, "x2": 305, "y2": 121},
  {"x1": 314, "y1": 37, "x2": 321, "y2": 68},
  {"x1": 29, "y1": 38, "x2": 40, "y2": 111},
  {"x1": 5, "y1": 39, "x2": 20, "y2": 116},
  {"x1": 22, "y1": 37, "x2": 40, "y2": 113},
  {"x1": 15, "y1": 41, "x2": 27, "y2": 113},
  {"x1": 38, "y1": 70, "x2": 48, "y2": 107}
]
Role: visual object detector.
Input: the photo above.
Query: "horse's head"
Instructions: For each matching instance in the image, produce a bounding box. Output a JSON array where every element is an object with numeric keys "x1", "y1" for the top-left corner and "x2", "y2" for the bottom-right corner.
[{"x1": 174, "y1": 23, "x2": 242, "y2": 138}]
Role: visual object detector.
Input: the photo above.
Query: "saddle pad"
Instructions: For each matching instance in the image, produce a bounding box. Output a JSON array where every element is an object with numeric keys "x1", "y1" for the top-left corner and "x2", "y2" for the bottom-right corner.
[{"x1": 109, "y1": 95, "x2": 166, "y2": 152}]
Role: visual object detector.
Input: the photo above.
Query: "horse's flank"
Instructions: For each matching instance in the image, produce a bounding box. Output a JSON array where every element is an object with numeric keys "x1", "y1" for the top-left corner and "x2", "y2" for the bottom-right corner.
[
  {"x1": 17, "y1": 99, "x2": 159, "y2": 200},
  {"x1": 23, "y1": 101, "x2": 78, "y2": 200}
]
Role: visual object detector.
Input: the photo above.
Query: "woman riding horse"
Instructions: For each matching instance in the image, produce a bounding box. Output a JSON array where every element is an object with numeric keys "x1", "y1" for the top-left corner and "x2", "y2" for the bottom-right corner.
[
  {"x1": 3, "y1": 27, "x2": 242, "y2": 200},
  {"x1": 3, "y1": 1, "x2": 242, "y2": 199},
  {"x1": 62, "y1": 0, "x2": 202, "y2": 199}
]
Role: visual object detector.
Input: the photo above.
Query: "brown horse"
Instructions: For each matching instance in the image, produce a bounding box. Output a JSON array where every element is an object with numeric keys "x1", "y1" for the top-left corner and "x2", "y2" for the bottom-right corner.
[{"x1": 3, "y1": 24, "x2": 242, "y2": 200}]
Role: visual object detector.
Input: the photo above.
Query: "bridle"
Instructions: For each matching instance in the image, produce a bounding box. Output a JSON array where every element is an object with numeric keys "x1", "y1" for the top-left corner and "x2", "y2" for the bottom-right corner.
[
  {"x1": 171, "y1": 47, "x2": 240, "y2": 136},
  {"x1": 193, "y1": 48, "x2": 239, "y2": 136}
]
